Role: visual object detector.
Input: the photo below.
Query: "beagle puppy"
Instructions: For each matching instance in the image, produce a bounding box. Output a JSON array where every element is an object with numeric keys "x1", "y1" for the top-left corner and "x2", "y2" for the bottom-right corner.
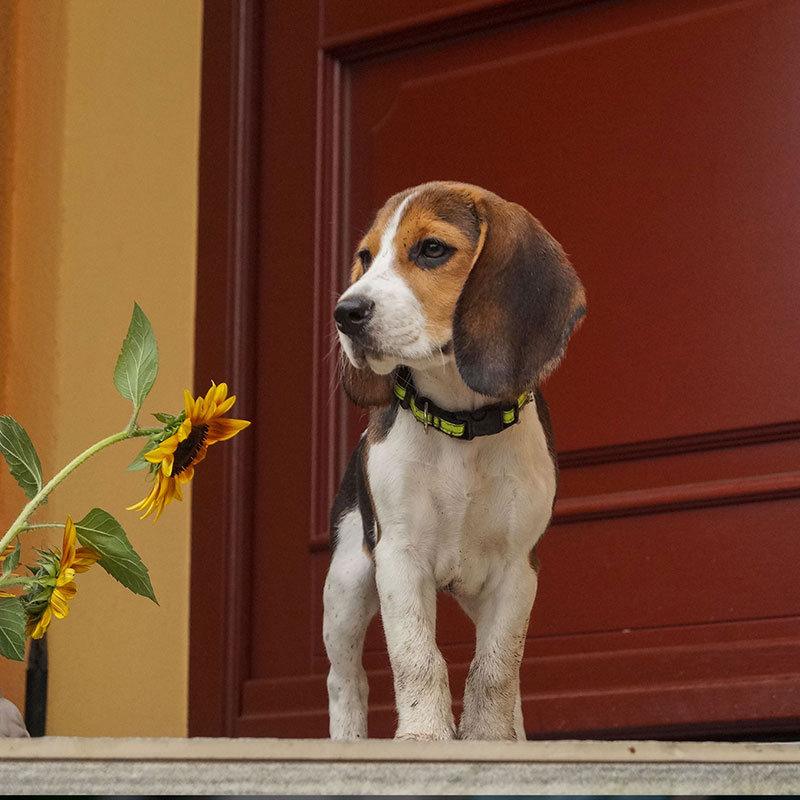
[{"x1": 324, "y1": 181, "x2": 585, "y2": 740}]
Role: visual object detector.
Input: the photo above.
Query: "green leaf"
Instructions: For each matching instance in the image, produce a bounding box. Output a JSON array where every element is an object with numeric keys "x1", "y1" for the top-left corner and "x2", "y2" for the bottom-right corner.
[
  {"x1": 125, "y1": 439, "x2": 156, "y2": 472},
  {"x1": 75, "y1": 508, "x2": 157, "y2": 603},
  {"x1": 0, "y1": 416, "x2": 44, "y2": 500},
  {"x1": 113, "y1": 302, "x2": 159, "y2": 411},
  {"x1": 152, "y1": 412, "x2": 174, "y2": 424},
  {"x1": 2, "y1": 540, "x2": 21, "y2": 578},
  {"x1": 1, "y1": 576, "x2": 38, "y2": 590},
  {"x1": 0, "y1": 596, "x2": 26, "y2": 661}
]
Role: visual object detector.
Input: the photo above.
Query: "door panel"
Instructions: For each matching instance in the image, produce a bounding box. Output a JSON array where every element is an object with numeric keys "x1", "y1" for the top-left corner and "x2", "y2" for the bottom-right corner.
[
  {"x1": 345, "y1": 0, "x2": 800, "y2": 450},
  {"x1": 192, "y1": 0, "x2": 800, "y2": 738}
]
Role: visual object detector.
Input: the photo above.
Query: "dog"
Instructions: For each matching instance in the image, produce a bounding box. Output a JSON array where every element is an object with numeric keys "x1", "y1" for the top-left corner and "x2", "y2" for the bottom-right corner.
[{"x1": 323, "y1": 181, "x2": 585, "y2": 740}]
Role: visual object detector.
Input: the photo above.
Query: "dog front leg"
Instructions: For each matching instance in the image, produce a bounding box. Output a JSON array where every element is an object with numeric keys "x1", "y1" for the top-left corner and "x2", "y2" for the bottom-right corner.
[
  {"x1": 459, "y1": 560, "x2": 537, "y2": 740},
  {"x1": 375, "y1": 541, "x2": 455, "y2": 740}
]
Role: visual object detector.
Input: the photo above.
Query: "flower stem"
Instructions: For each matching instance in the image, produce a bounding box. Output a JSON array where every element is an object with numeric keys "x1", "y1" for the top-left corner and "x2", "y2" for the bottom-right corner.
[
  {"x1": 0, "y1": 425, "x2": 159, "y2": 555},
  {"x1": 18, "y1": 524, "x2": 64, "y2": 532}
]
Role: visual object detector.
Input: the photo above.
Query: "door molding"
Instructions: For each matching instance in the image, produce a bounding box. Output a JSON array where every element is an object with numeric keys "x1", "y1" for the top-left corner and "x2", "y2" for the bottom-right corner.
[{"x1": 190, "y1": 0, "x2": 263, "y2": 737}]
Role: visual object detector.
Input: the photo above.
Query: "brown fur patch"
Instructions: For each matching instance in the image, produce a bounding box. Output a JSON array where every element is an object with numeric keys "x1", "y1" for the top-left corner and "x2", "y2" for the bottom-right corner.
[
  {"x1": 339, "y1": 353, "x2": 394, "y2": 408},
  {"x1": 390, "y1": 185, "x2": 483, "y2": 344},
  {"x1": 349, "y1": 189, "x2": 414, "y2": 284}
]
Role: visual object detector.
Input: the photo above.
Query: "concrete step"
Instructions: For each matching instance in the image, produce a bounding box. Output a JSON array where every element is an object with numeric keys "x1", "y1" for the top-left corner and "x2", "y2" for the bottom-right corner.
[{"x1": 2, "y1": 737, "x2": 800, "y2": 794}]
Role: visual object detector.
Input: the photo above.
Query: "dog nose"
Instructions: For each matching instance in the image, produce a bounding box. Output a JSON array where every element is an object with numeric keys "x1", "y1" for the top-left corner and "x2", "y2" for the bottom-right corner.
[{"x1": 334, "y1": 296, "x2": 375, "y2": 337}]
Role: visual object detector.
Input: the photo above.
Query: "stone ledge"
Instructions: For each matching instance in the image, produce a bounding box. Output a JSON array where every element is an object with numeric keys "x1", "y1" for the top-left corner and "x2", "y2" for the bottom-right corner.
[{"x1": 2, "y1": 738, "x2": 800, "y2": 795}]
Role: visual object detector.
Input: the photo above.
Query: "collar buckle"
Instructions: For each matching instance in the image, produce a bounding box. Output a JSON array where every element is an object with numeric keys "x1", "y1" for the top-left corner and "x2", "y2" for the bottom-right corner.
[{"x1": 460, "y1": 407, "x2": 507, "y2": 440}]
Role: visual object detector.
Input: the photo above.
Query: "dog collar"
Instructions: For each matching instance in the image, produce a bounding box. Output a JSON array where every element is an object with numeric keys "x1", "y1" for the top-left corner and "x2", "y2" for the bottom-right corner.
[{"x1": 393, "y1": 367, "x2": 531, "y2": 440}]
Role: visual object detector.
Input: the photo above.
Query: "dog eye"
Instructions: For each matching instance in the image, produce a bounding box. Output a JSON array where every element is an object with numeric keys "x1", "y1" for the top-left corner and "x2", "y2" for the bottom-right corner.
[
  {"x1": 410, "y1": 237, "x2": 455, "y2": 268},
  {"x1": 357, "y1": 249, "x2": 373, "y2": 271},
  {"x1": 421, "y1": 238, "x2": 447, "y2": 259}
]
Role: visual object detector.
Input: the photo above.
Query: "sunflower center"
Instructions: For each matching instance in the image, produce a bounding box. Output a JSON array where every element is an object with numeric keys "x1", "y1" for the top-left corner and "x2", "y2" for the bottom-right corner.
[{"x1": 172, "y1": 424, "x2": 208, "y2": 475}]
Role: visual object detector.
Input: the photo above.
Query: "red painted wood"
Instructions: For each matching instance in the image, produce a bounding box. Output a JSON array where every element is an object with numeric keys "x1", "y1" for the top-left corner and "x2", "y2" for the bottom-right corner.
[
  {"x1": 321, "y1": 0, "x2": 585, "y2": 58},
  {"x1": 322, "y1": 0, "x2": 515, "y2": 43},
  {"x1": 194, "y1": 0, "x2": 800, "y2": 738},
  {"x1": 190, "y1": 0, "x2": 262, "y2": 737},
  {"x1": 345, "y1": 0, "x2": 800, "y2": 452},
  {"x1": 554, "y1": 471, "x2": 800, "y2": 522},
  {"x1": 245, "y1": 0, "x2": 321, "y2": 684},
  {"x1": 238, "y1": 616, "x2": 800, "y2": 738}
]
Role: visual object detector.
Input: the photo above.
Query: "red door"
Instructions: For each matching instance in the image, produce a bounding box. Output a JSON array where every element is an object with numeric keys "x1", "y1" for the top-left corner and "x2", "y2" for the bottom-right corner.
[{"x1": 191, "y1": 0, "x2": 800, "y2": 738}]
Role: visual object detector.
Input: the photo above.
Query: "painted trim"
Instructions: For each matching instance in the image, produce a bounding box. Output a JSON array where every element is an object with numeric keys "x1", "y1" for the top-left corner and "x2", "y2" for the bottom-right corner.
[{"x1": 190, "y1": 0, "x2": 262, "y2": 737}]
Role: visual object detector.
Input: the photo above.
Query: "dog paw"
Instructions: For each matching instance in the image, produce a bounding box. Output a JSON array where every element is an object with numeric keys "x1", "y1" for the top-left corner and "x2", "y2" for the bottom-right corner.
[
  {"x1": 458, "y1": 729, "x2": 517, "y2": 741},
  {"x1": 457, "y1": 719, "x2": 517, "y2": 740},
  {"x1": 395, "y1": 726, "x2": 455, "y2": 741}
]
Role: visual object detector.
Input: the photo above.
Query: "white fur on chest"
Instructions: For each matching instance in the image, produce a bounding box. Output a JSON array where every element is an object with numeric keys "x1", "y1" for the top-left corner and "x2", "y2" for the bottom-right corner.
[{"x1": 367, "y1": 398, "x2": 556, "y2": 599}]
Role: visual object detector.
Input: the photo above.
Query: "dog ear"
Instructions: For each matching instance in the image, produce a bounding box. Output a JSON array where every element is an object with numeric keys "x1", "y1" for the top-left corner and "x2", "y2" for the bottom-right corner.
[
  {"x1": 339, "y1": 351, "x2": 394, "y2": 408},
  {"x1": 453, "y1": 194, "x2": 586, "y2": 399}
]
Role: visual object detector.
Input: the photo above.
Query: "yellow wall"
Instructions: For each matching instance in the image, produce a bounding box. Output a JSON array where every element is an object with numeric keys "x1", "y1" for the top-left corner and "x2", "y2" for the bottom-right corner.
[{"x1": 0, "y1": 0, "x2": 202, "y2": 736}]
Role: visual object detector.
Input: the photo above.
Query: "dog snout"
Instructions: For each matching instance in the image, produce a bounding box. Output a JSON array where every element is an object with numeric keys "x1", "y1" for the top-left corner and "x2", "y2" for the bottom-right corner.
[{"x1": 334, "y1": 296, "x2": 375, "y2": 338}]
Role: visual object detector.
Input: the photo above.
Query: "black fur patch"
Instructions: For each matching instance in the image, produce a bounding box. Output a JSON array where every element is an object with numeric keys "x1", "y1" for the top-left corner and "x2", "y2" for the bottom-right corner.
[
  {"x1": 329, "y1": 438, "x2": 363, "y2": 553},
  {"x1": 368, "y1": 401, "x2": 399, "y2": 445},
  {"x1": 453, "y1": 201, "x2": 585, "y2": 399},
  {"x1": 414, "y1": 186, "x2": 482, "y2": 247},
  {"x1": 329, "y1": 436, "x2": 380, "y2": 554},
  {"x1": 356, "y1": 448, "x2": 378, "y2": 552}
]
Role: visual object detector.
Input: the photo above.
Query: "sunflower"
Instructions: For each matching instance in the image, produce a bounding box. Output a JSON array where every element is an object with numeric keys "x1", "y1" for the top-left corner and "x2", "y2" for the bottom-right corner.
[
  {"x1": 24, "y1": 517, "x2": 100, "y2": 639},
  {"x1": 127, "y1": 382, "x2": 250, "y2": 521}
]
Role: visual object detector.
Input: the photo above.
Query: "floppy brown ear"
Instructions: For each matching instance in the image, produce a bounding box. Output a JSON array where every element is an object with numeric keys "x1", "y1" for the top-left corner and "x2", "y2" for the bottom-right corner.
[
  {"x1": 339, "y1": 351, "x2": 394, "y2": 408},
  {"x1": 453, "y1": 194, "x2": 586, "y2": 399}
]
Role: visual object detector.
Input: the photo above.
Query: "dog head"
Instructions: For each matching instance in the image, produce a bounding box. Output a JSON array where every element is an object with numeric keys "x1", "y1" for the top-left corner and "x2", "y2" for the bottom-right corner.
[{"x1": 335, "y1": 181, "x2": 586, "y2": 405}]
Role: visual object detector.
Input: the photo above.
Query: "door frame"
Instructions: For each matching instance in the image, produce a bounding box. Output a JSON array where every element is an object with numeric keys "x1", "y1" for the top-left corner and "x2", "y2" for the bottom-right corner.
[{"x1": 189, "y1": 0, "x2": 262, "y2": 737}]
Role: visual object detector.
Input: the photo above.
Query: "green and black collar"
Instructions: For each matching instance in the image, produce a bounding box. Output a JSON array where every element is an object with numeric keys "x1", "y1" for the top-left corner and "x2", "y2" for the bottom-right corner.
[{"x1": 393, "y1": 367, "x2": 531, "y2": 441}]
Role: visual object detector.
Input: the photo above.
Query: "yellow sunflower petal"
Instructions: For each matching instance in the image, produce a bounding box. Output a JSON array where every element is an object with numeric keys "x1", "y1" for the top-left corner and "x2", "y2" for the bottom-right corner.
[
  {"x1": 28, "y1": 607, "x2": 52, "y2": 639},
  {"x1": 51, "y1": 585, "x2": 74, "y2": 619},
  {"x1": 127, "y1": 481, "x2": 161, "y2": 518},
  {"x1": 56, "y1": 567, "x2": 76, "y2": 587},
  {"x1": 50, "y1": 601, "x2": 69, "y2": 620},
  {"x1": 153, "y1": 490, "x2": 171, "y2": 522},
  {"x1": 145, "y1": 433, "x2": 181, "y2": 463},
  {"x1": 211, "y1": 382, "x2": 228, "y2": 407},
  {"x1": 192, "y1": 445, "x2": 208, "y2": 466},
  {"x1": 177, "y1": 465, "x2": 194, "y2": 483},
  {"x1": 60, "y1": 517, "x2": 78, "y2": 570},
  {"x1": 184, "y1": 389, "x2": 196, "y2": 419},
  {"x1": 50, "y1": 592, "x2": 69, "y2": 619},
  {"x1": 211, "y1": 394, "x2": 237, "y2": 418},
  {"x1": 55, "y1": 580, "x2": 77, "y2": 600},
  {"x1": 127, "y1": 484, "x2": 157, "y2": 510},
  {"x1": 192, "y1": 396, "x2": 208, "y2": 424},
  {"x1": 176, "y1": 417, "x2": 192, "y2": 442},
  {"x1": 148, "y1": 473, "x2": 180, "y2": 522},
  {"x1": 205, "y1": 417, "x2": 251, "y2": 444},
  {"x1": 204, "y1": 382, "x2": 219, "y2": 407},
  {"x1": 161, "y1": 452, "x2": 175, "y2": 477},
  {"x1": 73, "y1": 547, "x2": 100, "y2": 573}
]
